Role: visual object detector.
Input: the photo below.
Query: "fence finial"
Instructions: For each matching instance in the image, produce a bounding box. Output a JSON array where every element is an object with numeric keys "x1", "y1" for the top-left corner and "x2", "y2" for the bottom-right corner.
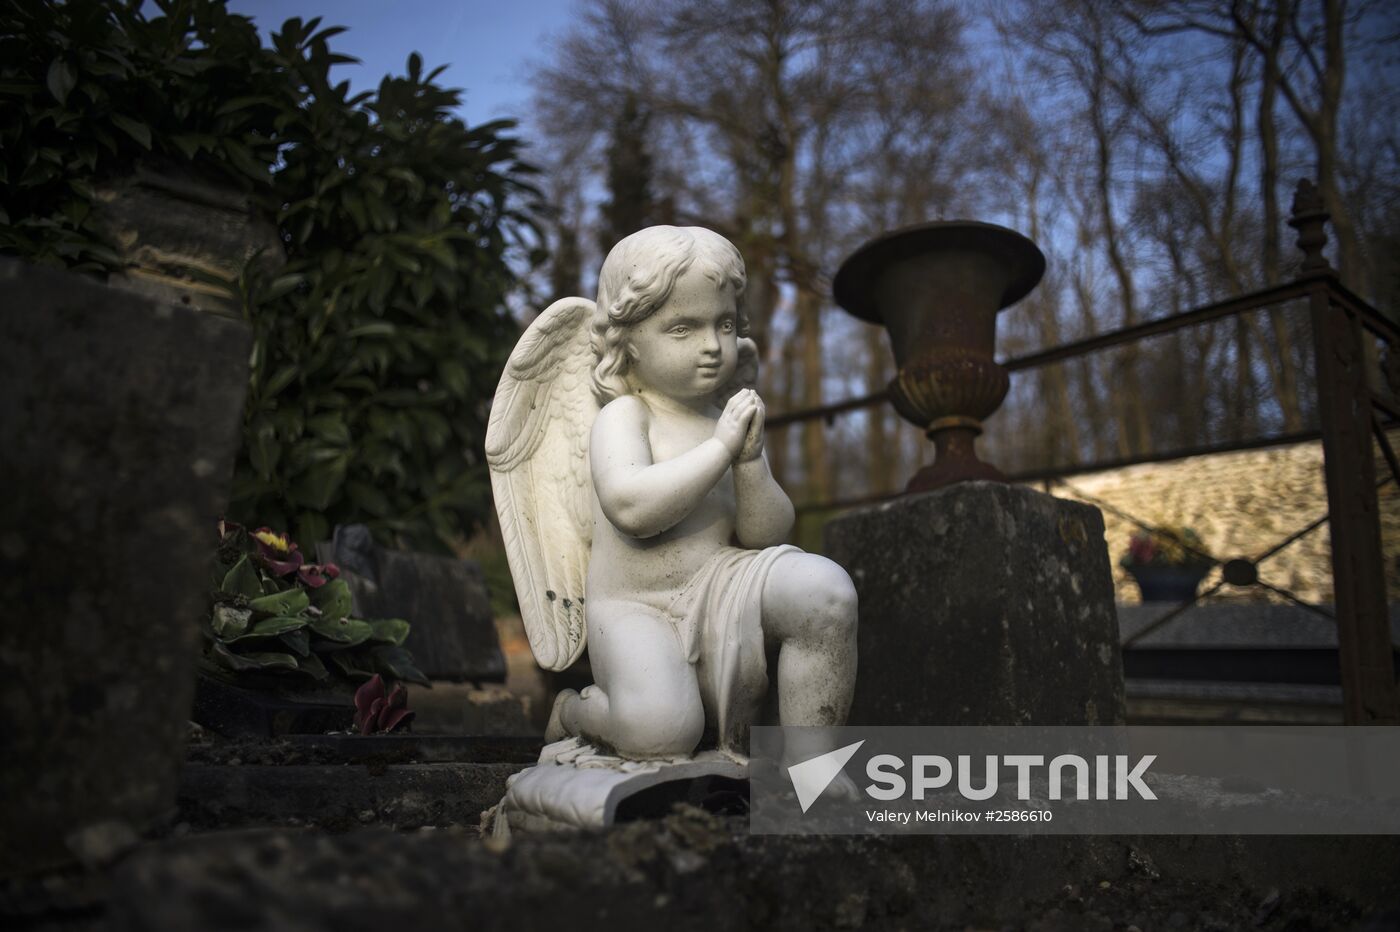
[{"x1": 1287, "y1": 178, "x2": 1331, "y2": 274}]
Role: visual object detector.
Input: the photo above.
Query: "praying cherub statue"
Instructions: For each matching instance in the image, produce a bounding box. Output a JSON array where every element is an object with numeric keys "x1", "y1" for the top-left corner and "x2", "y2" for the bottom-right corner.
[{"x1": 485, "y1": 225, "x2": 856, "y2": 769}]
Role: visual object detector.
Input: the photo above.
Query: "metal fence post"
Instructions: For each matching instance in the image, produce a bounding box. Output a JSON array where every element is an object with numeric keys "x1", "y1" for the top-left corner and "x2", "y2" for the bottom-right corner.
[{"x1": 1293, "y1": 179, "x2": 1399, "y2": 724}]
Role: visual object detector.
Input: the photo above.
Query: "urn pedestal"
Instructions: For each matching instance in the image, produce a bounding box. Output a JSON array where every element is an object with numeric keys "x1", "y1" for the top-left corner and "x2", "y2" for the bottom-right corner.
[{"x1": 824, "y1": 482, "x2": 1125, "y2": 726}]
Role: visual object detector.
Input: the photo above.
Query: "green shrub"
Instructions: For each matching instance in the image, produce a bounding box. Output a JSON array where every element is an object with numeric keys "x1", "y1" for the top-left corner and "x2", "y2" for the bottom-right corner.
[{"x1": 0, "y1": 0, "x2": 542, "y2": 553}]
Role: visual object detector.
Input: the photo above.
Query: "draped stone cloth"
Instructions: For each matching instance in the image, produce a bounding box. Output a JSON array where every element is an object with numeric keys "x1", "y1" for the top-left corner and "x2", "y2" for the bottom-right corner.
[{"x1": 663, "y1": 544, "x2": 799, "y2": 751}]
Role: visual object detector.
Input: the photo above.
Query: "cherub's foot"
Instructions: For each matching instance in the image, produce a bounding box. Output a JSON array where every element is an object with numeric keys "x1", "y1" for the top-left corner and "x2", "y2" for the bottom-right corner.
[{"x1": 544, "y1": 688, "x2": 578, "y2": 743}]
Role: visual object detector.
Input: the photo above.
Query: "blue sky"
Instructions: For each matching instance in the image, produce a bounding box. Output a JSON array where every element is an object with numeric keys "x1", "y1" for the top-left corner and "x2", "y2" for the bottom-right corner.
[{"x1": 226, "y1": 0, "x2": 578, "y2": 123}]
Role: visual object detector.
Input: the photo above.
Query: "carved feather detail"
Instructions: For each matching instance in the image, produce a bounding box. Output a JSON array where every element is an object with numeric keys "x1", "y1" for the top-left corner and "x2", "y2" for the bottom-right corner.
[{"x1": 485, "y1": 297, "x2": 597, "y2": 671}]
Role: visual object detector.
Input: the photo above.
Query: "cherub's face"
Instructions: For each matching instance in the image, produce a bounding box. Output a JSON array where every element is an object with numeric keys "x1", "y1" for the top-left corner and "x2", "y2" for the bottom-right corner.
[{"x1": 626, "y1": 265, "x2": 739, "y2": 406}]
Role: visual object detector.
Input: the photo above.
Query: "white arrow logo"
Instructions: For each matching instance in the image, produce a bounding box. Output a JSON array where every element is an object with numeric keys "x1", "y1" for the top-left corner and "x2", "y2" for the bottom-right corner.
[{"x1": 786, "y1": 740, "x2": 865, "y2": 813}]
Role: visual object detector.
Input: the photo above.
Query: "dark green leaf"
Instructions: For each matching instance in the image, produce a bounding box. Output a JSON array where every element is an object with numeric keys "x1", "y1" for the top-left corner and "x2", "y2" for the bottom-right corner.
[
  {"x1": 291, "y1": 454, "x2": 348, "y2": 511},
  {"x1": 45, "y1": 59, "x2": 75, "y2": 105},
  {"x1": 248, "y1": 588, "x2": 310, "y2": 617},
  {"x1": 308, "y1": 614, "x2": 373, "y2": 646},
  {"x1": 249, "y1": 423, "x2": 279, "y2": 479},
  {"x1": 295, "y1": 512, "x2": 329, "y2": 552},
  {"x1": 170, "y1": 134, "x2": 200, "y2": 159},
  {"x1": 368, "y1": 617, "x2": 410, "y2": 646},
  {"x1": 237, "y1": 650, "x2": 300, "y2": 671},
  {"x1": 307, "y1": 412, "x2": 350, "y2": 446},
  {"x1": 280, "y1": 628, "x2": 311, "y2": 657},
  {"x1": 264, "y1": 273, "x2": 305, "y2": 301},
  {"x1": 245, "y1": 614, "x2": 310, "y2": 637},
  {"x1": 222, "y1": 140, "x2": 269, "y2": 180},
  {"x1": 329, "y1": 649, "x2": 375, "y2": 679},
  {"x1": 369, "y1": 645, "x2": 429, "y2": 686},
  {"x1": 312, "y1": 577, "x2": 353, "y2": 621},
  {"x1": 262, "y1": 364, "x2": 298, "y2": 399},
  {"x1": 109, "y1": 113, "x2": 151, "y2": 149},
  {"x1": 295, "y1": 650, "x2": 330, "y2": 680},
  {"x1": 211, "y1": 640, "x2": 262, "y2": 671},
  {"x1": 346, "y1": 480, "x2": 392, "y2": 517},
  {"x1": 220, "y1": 556, "x2": 264, "y2": 599},
  {"x1": 347, "y1": 322, "x2": 396, "y2": 338},
  {"x1": 215, "y1": 95, "x2": 273, "y2": 116}
]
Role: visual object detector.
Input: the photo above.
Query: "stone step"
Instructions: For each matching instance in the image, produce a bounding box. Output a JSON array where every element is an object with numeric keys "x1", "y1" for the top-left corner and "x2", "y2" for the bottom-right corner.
[
  {"x1": 184, "y1": 733, "x2": 542, "y2": 766},
  {"x1": 178, "y1": 762, "x2": 521, "y2": 832}
]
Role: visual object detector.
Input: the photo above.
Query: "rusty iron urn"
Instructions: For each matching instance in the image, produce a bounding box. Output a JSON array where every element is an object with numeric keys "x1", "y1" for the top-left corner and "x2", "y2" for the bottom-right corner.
[{"x1": 833, "y1": 220, "x2": 1045, "y2": 493}]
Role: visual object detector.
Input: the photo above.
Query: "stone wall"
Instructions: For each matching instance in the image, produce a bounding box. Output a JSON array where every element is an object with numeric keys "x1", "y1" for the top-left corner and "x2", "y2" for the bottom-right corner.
[{"x1": 1043, "y1": 432, "x2": 1400, "y2": 605}]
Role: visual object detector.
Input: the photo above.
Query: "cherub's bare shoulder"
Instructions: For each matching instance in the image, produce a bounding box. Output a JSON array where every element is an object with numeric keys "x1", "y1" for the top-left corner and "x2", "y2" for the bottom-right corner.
[{"x1": 594, "y1": 394, "x2": 649, "y2": 433}]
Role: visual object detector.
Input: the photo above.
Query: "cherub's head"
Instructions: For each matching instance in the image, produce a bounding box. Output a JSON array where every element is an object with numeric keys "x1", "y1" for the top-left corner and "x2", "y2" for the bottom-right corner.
[{"x1": 591, "y1": 225, "x2": 749, "y2": 403}]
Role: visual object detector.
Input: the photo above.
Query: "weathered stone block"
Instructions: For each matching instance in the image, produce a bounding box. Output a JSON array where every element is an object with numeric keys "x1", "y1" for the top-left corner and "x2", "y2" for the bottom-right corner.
[
  {"x1": 824, "y1": 481, "x2": 1124, "y2": 725},
  {"x1": 90, "y1": 167, "x2": 284, "y2": 318},
  {"x1": 0, "y1": 258, "x2": 252, "y2": 875}
]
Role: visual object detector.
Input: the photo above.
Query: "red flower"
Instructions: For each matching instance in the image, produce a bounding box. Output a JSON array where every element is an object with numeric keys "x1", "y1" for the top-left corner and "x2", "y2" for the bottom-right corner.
[
  {"x1": 1128, "y1": 534, "x2": 1157, "y2": 565},
  {"x1": 353, "y1": 674, "x2": 414, "y2": 735},
  {"x1": 297, "y1": 563, "x2": 333, "y2": 588}
]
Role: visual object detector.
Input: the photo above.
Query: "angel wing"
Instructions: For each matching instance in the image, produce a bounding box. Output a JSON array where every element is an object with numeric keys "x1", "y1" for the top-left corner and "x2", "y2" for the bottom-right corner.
[{"x1": 485, "y1": 297, "x2": 599, "y2": 671}]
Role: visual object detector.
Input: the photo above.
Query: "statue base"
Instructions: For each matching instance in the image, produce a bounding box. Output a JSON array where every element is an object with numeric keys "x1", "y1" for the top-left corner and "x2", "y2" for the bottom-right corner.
[
  {"x1": 824, "y1": 481, "x2": 1125, "y2": 725},
  {"x1": 489, "y1": 738, "x2": 748, "y2": 837}
]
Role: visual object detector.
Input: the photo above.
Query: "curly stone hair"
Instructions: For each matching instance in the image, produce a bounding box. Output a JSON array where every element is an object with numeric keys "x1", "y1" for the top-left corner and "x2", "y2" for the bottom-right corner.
[{"x1": 591, "y1": 225, "x2": 748, "y2": 403}]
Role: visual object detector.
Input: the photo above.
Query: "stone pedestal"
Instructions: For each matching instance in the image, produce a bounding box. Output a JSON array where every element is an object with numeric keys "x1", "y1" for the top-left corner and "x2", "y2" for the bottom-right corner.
[
  {"x1": 824, "y1": 481, "x2": 1124, "y2": 725},
  {"x1": 492, "y1": 739, "x2": 748, "y2": 836}
]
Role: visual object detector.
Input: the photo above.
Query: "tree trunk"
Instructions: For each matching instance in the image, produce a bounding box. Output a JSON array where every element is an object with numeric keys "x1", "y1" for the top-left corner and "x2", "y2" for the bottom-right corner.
[
  {"x1": 1089, "y1": 79, "x2": 1153, "y2": 456},
  {"x1": 865, "y1": 327, "x2": 895, "y2": 494},
  {"x1": 1071, "y1": 265, "x2": 1110, "y2": 461},
  {"x1": 796, "y1": 285, "x2": 830, "y2": 504}
]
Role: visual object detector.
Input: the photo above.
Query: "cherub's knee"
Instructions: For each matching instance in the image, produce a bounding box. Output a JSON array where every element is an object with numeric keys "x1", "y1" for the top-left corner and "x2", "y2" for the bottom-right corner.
[
  {"x1": 609, "y1": 684, "x2": 704, "y2": 758},
  {"x1": 794, "y1": 557, "x2": 858, "y2": 637}
]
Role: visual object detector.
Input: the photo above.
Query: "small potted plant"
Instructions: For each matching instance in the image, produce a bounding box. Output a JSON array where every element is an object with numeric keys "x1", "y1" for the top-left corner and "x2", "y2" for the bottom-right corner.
[
  {"x1": 1119, "y1": 526, "x2": 1214, "y2": 602},
  {"x1": 195, "y1": 520, "x2": 429, "y2": 736}
]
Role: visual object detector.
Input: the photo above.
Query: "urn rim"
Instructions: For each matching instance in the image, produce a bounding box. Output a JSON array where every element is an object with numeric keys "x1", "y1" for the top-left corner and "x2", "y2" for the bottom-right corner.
[{"x1": 832, "y1": 220, "x2": 1046, "y2": 325}]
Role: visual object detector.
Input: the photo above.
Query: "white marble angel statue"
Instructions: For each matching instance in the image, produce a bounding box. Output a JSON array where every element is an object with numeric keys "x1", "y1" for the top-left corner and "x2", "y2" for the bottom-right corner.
[{"x1": 485, "y1": 225, "x2": 857, "y2": 765}]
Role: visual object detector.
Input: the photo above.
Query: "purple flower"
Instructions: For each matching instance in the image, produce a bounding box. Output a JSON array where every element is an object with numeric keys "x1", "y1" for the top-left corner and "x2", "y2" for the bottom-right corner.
[{"x1": 252, "y1": 526, "x2": 304, "y2": 576}]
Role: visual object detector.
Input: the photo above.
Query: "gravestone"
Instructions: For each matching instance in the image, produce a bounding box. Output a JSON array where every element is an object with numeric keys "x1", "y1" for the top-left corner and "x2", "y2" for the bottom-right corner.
[
  {"x1": 825, "y1": 481, "x2": 1125, "y2": 725},
  {"x1": 0, "y1": 258, "x2": 252, "y2": 874},
  {"x1": 317, "y1": 525, "x2": 505, "y2": 682}
]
